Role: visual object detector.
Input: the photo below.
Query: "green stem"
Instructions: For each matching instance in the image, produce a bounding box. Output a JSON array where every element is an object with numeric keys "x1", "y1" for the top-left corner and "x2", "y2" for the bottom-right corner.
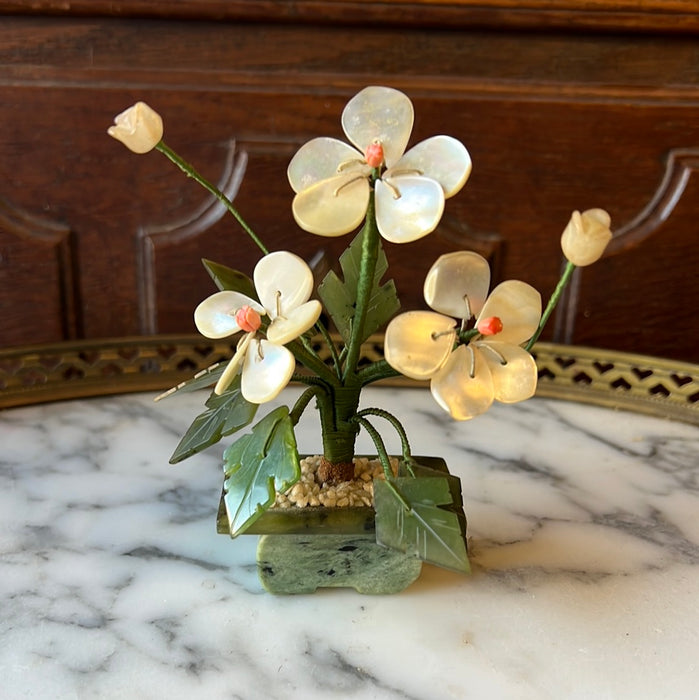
[
  {"x1": 357, "y1": 407, "x2": 412, "y2": 464},
  {"x1": 290, "y1": 372, "x2": 332, "y2": 391},
  {"x1": 342, "y1": 192, "x2": 380, "y2": 383},
  {"x1": 353, "y1": 416, "x2": 394, "y2": 481},
  {"x1": 526, "y1": 260, "x2": 576, "y2": 351},
  {"x1": 298, "y1": 333, "x2": 324, "y2": 366},
  {"x1": 289, "y1": 385, "x2": 322, "y2": 425},
  {"x1": 457, "y1": 328, "x2": 480, "y2": 345},
  {"x1": 315, "y1": 320, "x2": 342, "y2": 378},
  {"x1": 314, "y1": 193, "x2": 380, "y2": 464},
  {"x1": 156, "y1": 141, "x2": 269, "y2": 255},
  {"x1": 313, "y1": 389, "x2": 336, "y2": 445},
  {"x1": 354, "y1": 417, "x2": 412, "y2": 512},
  {"x1": 316, "y1": 385, "x2": 361, "y2": 464},
  {"x1": 357, "y1": 359, "x2": 400, "y2": 386},
  {"x1": 286, "y1": 338, "x2": 339, "y2": 387}
]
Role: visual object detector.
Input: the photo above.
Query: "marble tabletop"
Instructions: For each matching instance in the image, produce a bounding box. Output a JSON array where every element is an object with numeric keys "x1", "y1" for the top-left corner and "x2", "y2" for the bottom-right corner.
[{"x1": 1, "y1": 384, "x2": 698, "y2": 699}]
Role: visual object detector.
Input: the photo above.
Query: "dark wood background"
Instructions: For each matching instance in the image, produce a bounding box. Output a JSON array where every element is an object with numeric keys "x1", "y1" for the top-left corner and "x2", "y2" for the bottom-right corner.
[{"x1": 1, "y1": 1, "x2": 698, "y2": 362}]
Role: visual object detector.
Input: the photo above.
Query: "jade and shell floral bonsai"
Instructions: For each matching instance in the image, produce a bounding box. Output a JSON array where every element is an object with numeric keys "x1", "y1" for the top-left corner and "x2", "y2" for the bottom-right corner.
[{"x1": 109, "y1": 86, "x2": 612, "y2": 577}]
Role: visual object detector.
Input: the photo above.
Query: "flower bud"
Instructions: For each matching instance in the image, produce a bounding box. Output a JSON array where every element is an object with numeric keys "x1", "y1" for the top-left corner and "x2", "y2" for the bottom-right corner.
[
  {"x1": 108, "y1": 102, "x2": 163, "y2": 154},
  {"x1": 560, "y1": 209, "x2": 612, "y2": 267}
]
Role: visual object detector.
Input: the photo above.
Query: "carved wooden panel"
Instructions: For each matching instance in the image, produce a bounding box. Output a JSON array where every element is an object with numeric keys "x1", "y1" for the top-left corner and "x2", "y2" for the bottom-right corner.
[
  {"x1": 0, "y1": 198, "x2": 77, "y2": 345},
  {"x1": 137, "y1": 141, "x2": 248, "y2": 334},
  {"x1": 567, "y1": 149, "x2": 699, "y2": 362},
  {"x1": 1, "y1": 11, "x2": 698, "y2": 362}
]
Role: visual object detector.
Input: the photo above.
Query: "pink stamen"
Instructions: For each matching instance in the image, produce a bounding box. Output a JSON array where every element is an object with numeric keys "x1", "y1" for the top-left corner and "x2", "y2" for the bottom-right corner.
[
  {"x1": 477, "y1": 316, "x2": 503, "y2": 336},
  {"x1": 235, "y1": 305, "x2": 262, "y2": 333},
  {"x1": 365, "y1": 142, "x2": 384, "y2": 169}
]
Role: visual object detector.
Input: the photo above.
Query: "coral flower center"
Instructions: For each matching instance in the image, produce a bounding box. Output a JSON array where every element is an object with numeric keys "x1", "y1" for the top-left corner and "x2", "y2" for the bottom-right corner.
[
  {"x1": 365, "y1": 141, "x2": 385, "y2": 169},
  {"x1": 477, "y1": 316, "x2": 503, "y2": 336},
  {"x1": 235, "y1": 305, "x2": 262, "y2": 333}
]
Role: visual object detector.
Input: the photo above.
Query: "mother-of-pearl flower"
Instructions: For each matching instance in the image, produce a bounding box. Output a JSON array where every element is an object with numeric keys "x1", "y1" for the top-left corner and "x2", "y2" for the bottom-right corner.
[
  {"x1": 194, "y1": 251, "x2": 322, "y2": 402},
  {"x1": 384, "y1": 251, "x2": 541, "y2": 420},
  {"x1": 288, "y1": 86, "x2": 472, "y2": 243}
]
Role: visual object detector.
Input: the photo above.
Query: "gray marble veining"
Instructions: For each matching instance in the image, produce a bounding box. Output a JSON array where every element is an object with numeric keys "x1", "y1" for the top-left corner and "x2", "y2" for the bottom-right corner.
[{"x1": 1, "y1": 387, "x2": 698, "y2": 699}]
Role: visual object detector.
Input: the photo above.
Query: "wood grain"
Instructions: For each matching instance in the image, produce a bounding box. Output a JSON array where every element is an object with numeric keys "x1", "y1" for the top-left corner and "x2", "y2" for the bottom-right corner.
[
  {"x1": 1, "y1": 1, "x2": 698, "y2": 33},
  {"x1": 1, "y1": 7, "x2": 697, "y2": 361}
]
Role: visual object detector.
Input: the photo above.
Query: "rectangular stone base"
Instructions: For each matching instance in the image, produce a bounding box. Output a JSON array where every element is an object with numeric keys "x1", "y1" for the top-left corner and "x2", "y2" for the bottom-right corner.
[{"x1": 257, "y1": 533, "x2": 423, "y2": 594}]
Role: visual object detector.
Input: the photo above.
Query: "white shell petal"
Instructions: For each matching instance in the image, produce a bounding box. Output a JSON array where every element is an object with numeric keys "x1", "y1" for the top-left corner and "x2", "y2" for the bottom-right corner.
[
  {"x1": 477, "y1": 281, "x2": 541, "y2": 345},
  {"x1": 423, "y1": 251, "x2": 491, "y2": 319},
  {"x1": 375, "y1": 176, "x2": 444, "y2": 244},
  {"x1": 341, "y1": 86, "x2": 414, "y2": 168},
  {"x1": 394, "y1": 136, "x2": 472, "y2": 198},
  {"x1": 194, "y1": 291, "x2": 263, "y2": 339},
  {"x1": 254, "y1": 251, "x2": 314, "y2": 318},
  {"x1": 267, "y1": 300, "x2": 322, "y2": 345},
  {"x1": 287, "y1": 137, "x2": 365, "y2": 193},
  {"x1": 384, "y1": 311, "x2": 456, "y2": 380},
  {"x1": 241, "y1": 339, "x2": 295, "y2": 403},
  {"x1": 292, "y1": 173, "x2": 370, "y2": 237},
  {"x1": 477, "y1": 341, "x2": 538, "y2": 403},
  {"x1": 430, "y1": 345, "x2": 494, "y2": 420},
  {"x1": 214, "y1": 333, "x2": 253, "y2": 395}
]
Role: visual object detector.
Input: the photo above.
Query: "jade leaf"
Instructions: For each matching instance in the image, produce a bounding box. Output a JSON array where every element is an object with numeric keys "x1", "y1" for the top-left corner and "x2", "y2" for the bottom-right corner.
[
  {"x1": 202, "y1": 258, "x2": 257, "y2": 299},
  {"x1": 222, "y1": 406, "x2": 300, "y2": 536},
  {"x1": 168, "y1": 373, "x2": 258, "y2": 464},
  {"x1": 403, "y1": 460, "x2": 466, "y2": 515},
  {"x1": 318, "y1": 229, "x2": 400, "y2": 344},
  {"x1": 373, "y1": 476, "x2": 470, "y2": 573}
]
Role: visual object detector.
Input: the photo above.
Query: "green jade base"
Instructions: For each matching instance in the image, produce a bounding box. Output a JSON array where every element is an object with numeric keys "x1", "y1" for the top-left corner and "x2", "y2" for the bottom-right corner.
[
  {"x1": 257, "y1": 533, "x2": 423, "y2": 594},
  {"x1": 216, "y1": 456, "x2": 466, "y2": 595}
]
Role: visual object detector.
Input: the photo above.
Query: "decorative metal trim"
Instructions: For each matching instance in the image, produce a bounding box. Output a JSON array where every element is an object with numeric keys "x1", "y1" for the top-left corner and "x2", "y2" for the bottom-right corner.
[
  {"x1": 1, "y1": 336, "x2": 697, "y2": 426},
  {"x1": 531, "y1": 344, "x2": 698, "y2": 426}
]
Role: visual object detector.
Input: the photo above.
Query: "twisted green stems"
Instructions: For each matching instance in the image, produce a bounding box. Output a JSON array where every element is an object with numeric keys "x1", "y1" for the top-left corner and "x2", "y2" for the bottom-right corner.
[
  {"x1": 355, "y1": 407, "x2": 412, "y2": 463},
  {"x1": 342, "y1": 193, "x2": 380, "y2": 383}
]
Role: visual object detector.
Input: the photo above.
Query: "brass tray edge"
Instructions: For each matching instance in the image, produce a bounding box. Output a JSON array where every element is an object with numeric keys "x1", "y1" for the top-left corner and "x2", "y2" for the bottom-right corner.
[{"x1": 1, "y1": 336, "x2": 697, "y2": 426}]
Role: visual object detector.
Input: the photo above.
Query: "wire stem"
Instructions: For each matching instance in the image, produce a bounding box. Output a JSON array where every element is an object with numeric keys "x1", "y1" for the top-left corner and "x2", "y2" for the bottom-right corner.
[
  {"x1": 357, "y1": 407, "x2": 412, "y2": 464},
  {"x1": 352, "y1": 415, "x2": 394, "y2": 481},
  {"x1": 526, "y1": 260, "x2": 576, "y2": 351},
  {"x1": 315, "y1": 321, "x2": 342, "y2": 378},
  {"x1": 156, "y1": 141, "x2": 269, "y2": 255},
  {"x1": 289, "y1": 386, "x2": 322, "y2": 425}
]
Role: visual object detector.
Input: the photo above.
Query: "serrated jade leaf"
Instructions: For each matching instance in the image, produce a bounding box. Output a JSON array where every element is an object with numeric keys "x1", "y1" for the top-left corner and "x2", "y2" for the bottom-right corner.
[
  {"x1": 373, "y1": 476, "x2": 470, "y2": 574},
  {"x1": 169, "y1": 373, "x2": 258, "y2": 464},
  {"x1": 222, "y1": 406, "x2": 300, "y2": 536},
  {"x1": 202, "y1": 258, "x2": 257, "y2": 299},
  {"x1": 318, "y1": 229, "x2": 400, "y2": 344}
]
